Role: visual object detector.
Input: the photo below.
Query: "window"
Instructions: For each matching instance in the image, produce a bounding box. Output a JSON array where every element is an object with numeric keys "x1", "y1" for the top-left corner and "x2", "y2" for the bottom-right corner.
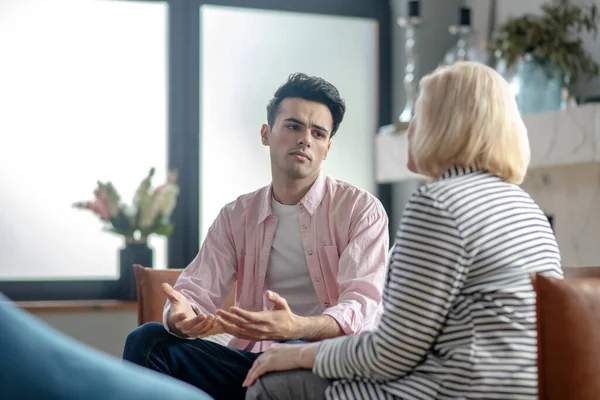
[{"x1": 0, "y1": 0, "x2": 167, "y2": 299}]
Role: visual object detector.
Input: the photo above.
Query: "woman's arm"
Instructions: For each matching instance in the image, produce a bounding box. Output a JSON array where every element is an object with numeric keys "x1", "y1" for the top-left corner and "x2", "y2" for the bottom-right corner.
[{"x1": 314, "y1": 191, "x2": 468, "y2": 382}]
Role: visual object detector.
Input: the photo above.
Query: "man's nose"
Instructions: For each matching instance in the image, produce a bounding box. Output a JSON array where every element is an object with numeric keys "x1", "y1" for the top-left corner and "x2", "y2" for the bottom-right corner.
[{"x1": 297, "y1": 129, "x2": 312, "y2": 147}]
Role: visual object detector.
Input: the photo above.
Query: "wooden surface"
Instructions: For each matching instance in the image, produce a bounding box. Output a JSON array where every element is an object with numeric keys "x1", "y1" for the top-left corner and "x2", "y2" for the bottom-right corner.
[{"x1": 13, "y1": 300, "x2": 137, "y2": 312}]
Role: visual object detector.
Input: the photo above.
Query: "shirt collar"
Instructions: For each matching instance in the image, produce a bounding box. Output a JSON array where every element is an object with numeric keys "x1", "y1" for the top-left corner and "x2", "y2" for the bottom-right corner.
[
  {"x1": 257, "y1": 173, "x2": 326, "y2": 224},
  {"x1": 439, "y1": 164, "x2": 481, "y2": 180}
]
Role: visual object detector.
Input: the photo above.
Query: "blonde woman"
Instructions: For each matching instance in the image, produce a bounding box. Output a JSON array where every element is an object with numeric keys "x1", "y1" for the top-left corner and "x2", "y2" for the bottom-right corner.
[{"x1": 242, "y1": 62, "x2": 562, "y2": 400}]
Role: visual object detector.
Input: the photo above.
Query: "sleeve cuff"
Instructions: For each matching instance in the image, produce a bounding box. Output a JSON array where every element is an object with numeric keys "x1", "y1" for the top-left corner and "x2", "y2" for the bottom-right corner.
[
  {"x1": 322, "y1": 306, "x2": 362, "y2": 335},
  {"x1": 313, "y1": 335, "x2": 357, "y2": 380},
  {"x1": 161, "y1": 302, "x2": 201, "y2": 340}
]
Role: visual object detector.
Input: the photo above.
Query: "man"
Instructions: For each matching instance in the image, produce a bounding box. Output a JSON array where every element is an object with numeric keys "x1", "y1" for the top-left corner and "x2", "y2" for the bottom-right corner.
[{"x1": 123, "y1": 73, "x2": 389, "y2": 399}]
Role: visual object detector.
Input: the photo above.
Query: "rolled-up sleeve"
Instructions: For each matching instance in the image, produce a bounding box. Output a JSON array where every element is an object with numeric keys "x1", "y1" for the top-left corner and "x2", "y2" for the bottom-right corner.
[
  {"x1": 315, "y1": 192, "x2": 467, "y2": 381},
  {"x1": 322, "y1": 200, "x2": 389, "y2": 335},
  {"x1": 162, "y1": 207, "x2": 237, "y2": 333}
]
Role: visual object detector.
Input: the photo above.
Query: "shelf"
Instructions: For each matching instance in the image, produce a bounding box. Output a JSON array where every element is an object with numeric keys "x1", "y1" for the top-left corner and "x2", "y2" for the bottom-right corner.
[{"x1": 13, "y1": 300, "x2": 137, "y2": 313}]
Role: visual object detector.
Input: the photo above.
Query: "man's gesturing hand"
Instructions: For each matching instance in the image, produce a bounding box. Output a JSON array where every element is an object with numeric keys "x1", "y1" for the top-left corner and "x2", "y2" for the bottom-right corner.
[
  {"x1": 215, "y1": 290, "x2": 303, "y2": 341},
  {"x1": 162, "y1": 283, "x2": 216, "y2": 338}
]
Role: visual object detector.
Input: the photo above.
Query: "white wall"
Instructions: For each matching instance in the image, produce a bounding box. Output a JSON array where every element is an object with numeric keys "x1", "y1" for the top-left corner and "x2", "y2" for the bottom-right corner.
[
  {"x1": 522, "y1": 162, "x2": 600, "y2": 268},
  {"x1": 31, "y1": 310, "x2": 137, "y2": 358},
  {"x1": 199, "y1": 6, "x2": 378, "y2": 241}
]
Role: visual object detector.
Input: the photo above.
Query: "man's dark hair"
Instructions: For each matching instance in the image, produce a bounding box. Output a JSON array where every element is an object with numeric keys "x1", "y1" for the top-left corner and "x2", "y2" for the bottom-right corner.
[{"x1": 266, "y1": 73, "x2": 346, "y2": 138}]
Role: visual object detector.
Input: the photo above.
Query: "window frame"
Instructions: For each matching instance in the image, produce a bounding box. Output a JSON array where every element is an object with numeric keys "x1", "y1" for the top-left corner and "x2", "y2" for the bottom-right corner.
[{"x1": 0, "y1": 0, "x2": 393, "y2": 301}]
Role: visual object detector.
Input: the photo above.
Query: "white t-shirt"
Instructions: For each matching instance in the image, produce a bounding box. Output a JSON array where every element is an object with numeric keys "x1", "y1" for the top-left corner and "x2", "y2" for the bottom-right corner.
[{"x1": 265, "y1": 198, "x2": 324, "y2": 317}]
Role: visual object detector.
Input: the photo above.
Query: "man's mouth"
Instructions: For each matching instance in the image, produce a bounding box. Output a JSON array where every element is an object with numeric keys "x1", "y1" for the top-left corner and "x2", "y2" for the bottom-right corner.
[{"x1": 289, "y1": 150, "x2": 311, "y2": 160}]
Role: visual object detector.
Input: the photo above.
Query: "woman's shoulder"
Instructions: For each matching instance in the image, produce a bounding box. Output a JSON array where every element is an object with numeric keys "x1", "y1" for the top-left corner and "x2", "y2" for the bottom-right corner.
[
  {"x1": 407, "y1": 171, "x2": 546, "y2": 239},
  {"x1": 417, "y1": 171, "x2": 532, "y2": 212}
]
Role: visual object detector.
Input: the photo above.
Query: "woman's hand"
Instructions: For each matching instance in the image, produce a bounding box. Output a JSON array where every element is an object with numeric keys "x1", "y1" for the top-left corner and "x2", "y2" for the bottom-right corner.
[{"x1": 242, "y1": 342, "x2": 320, "y2": 387}]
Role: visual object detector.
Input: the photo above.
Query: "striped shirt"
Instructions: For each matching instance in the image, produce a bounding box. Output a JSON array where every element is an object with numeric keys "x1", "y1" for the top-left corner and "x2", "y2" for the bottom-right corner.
[{"x1": 314, "y1": 166, "x2": 562, "y2": 399}]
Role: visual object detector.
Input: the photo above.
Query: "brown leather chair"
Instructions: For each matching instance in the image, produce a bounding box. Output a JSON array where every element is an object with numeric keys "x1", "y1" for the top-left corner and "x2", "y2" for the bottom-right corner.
[
  {"x1": 562, "y1": 266, "x2": 600, "y2": 279},
  {"x1": 133, "y1": 264, "x2": 235, "y2": 337},
  {"x1": 533, "y1": 267, "x2": 600, "y2": 400}
]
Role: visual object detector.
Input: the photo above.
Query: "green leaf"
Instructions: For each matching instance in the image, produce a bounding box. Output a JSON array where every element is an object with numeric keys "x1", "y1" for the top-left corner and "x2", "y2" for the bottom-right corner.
[
  {"x1": 153, "y1": 223, "x2": 174, "y2": 237},
  {"x1": 488, "y1": 3, "x2": 599, "y2": 88}
]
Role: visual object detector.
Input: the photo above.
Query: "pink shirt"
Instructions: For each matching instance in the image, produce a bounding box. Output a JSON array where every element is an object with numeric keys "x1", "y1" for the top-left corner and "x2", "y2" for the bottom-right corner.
[{"x1": 163, "y1": 173, "x2": 389, "y2": 352}]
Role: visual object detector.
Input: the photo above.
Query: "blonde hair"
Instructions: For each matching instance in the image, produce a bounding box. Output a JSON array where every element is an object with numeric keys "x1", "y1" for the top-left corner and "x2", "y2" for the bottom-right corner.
[{"x1": 411, "y1": 61, "x2": 530, "y2": 184}]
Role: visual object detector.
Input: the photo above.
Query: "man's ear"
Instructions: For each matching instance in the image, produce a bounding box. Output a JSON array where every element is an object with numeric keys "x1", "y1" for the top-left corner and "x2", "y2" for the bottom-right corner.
[{"x1": 260, "y1": 124, "x2": 270, "y2": 146}]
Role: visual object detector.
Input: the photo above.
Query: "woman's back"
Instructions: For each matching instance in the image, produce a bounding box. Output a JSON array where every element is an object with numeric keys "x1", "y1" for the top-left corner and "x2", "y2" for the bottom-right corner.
[{"x1": 393, "y1": 166, "x2": 562, "y2": 399}]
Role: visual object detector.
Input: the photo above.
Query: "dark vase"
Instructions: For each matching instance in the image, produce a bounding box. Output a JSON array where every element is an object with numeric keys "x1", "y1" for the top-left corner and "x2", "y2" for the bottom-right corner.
[{"x1": 118, "y1": 239, "x2": 153, "y2": 301}]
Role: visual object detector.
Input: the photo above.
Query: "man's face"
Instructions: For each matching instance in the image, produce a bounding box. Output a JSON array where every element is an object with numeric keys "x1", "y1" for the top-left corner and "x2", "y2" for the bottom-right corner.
[{"x1": 261, "y1": 97, "x2": 333, "y2": 180}]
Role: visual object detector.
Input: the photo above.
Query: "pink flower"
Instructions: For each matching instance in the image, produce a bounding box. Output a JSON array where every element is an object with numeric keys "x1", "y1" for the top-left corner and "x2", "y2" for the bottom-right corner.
[{"x1": 87, "y1": 188, "x2": 111, "y2": 221}]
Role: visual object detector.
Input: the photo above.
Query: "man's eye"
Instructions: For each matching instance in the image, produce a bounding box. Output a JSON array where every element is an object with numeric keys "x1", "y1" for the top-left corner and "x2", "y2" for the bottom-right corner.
[{"x1": 287, "y1": 124, "x2": 299, "y2": 130}]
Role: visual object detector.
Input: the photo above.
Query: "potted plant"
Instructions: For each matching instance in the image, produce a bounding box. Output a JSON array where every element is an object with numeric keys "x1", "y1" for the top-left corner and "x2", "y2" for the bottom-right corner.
[
  {"x1": 73, "y1": 168, "x2": 180, "y2": 300},
  {"x1": 488, "y1": 3, "x2": 599, "y2": 114}
]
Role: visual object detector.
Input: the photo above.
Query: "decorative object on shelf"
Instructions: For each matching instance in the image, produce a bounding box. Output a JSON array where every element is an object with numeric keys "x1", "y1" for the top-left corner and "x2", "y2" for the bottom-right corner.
[
  {"x1": 73, "y1": 168, "x2": 179, "y2": 300},
  {"x1": 442, "y1": 6, "x2": 488, "y2": 65},
  {"x1": 488, "y1": 3, "x2": 599, "y2": 115},
  {"x1": 396, "y1": 0, "x2": 420, "y2": 131},
  {"x1": 517, "y1": 55, "x2": 565, "y2": 114},
  {"x1": 118, "y1": 239, "x2": 153, "y2": 301}
]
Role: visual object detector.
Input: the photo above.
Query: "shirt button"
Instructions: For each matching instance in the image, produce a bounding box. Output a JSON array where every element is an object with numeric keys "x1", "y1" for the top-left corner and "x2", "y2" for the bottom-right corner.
[
  {"x1": 308, "y1": 250, "x2": 314, "y2": 256},
  {"x1": 324, "y1": 302, "x2": 331, "y2": 307},
  {"x1": 302, "y1": 224, "x2": 308, "y2": 229},
  {"x1": 314, "y1": 277, "x2": 320, "y2": 283}
]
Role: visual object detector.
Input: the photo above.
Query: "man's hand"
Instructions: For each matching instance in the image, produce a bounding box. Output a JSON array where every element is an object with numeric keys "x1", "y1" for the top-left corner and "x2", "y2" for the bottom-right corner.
[
  {"x1": 215, "y1": 290, "x2": 303, "y2": 341},
  {"x1": 162, "y1": 283, "x2": 217, "y2": 338}
]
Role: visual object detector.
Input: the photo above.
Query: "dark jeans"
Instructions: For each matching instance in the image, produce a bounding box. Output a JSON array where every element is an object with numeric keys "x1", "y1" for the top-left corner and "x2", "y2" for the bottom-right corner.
[{"x1": 124, "y1": 322, "x2": 303, "y2": 400}]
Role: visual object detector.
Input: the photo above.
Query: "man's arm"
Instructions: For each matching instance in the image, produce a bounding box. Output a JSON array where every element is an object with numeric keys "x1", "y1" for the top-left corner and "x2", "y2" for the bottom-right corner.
[
  {"x1": 163, "y1": 207, "x2": 237, "y2": 334},
  {"x1": 216, "y1": 290, "x2": 343, "y2": 341},
  {"x1": 294, "y1": 314, "x2": 343, "y2": 341},
  {"x1": 321, "y1": 198, "x2": 390, "y2": 335},
  {"x1": 163, "y1": 283, "x2": 217, "y2": 339}
]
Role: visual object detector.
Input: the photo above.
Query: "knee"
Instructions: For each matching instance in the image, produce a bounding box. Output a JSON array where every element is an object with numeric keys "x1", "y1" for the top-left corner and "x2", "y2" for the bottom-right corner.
[
  {"x1": 125, "y1": 322, "x2": 169, "y2": 348},
  {"x1": 123, "y1": 322, "x2": 169, "y2": 363},
  {"x1": 245, "y1": 381, "x2": 268, "y2": 400},
  {"x1": 245, "y1": 373, "x2": 285, "y2": 400},
  {"x1": 246, "y1": 370, "x2": 329, "y2": 400}
]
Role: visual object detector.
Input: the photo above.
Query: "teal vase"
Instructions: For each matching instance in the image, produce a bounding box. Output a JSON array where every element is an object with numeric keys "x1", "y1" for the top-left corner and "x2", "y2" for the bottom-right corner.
[{"x1": 516, "y1": 56, "x2": 563, "y2": 115}]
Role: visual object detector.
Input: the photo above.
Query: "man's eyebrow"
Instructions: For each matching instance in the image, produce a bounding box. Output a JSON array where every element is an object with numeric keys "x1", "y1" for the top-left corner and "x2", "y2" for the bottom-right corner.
[{"x1": 283, "y1": 117, "x2": 330, "y2": 134}]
